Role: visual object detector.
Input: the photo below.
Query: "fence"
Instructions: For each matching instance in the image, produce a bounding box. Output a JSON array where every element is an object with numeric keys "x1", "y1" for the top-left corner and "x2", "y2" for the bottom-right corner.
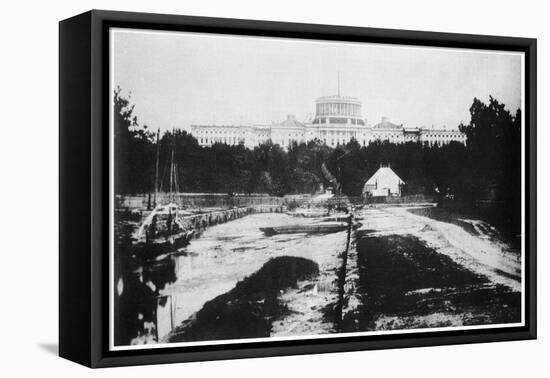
[
  {"x1": 364, "y1": 194, "x2": 435, "y2": 204},
  {"x1": 116, "y1": 193, "x2": 287, "y2": 210}
]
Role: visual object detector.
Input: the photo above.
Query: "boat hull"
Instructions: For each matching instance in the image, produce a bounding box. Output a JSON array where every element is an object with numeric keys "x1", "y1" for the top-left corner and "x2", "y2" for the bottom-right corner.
[
  {"x1": 260, "y1": 221, "x2": 349, "y2": 236},
  {"x1": 286, "y1": 210, "x2": 329, "y2": 218}
]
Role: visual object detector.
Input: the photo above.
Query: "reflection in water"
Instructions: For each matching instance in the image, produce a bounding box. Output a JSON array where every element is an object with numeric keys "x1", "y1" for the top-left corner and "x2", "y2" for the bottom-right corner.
[
  {"x1": 114, "y1": 213, "x2": 347, "y2": 345},
  {"x1": 114, "y1": 218, "x2": 179, "y2": 345}
]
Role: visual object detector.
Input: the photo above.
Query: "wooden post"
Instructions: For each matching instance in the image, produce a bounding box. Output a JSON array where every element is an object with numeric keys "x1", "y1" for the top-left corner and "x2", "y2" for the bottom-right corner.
[
  {"x1": 154, "y1": 297, "x2": 160, "y2": 342},
  {"x1": 169, "y1": 295, "x2": 175, "y2": 331}
]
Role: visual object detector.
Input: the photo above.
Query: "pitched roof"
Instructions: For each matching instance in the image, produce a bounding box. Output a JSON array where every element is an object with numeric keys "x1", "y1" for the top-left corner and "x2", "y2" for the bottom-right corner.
[{"x1": 365, "y1": 166, "x2": 405, "y2": 186}]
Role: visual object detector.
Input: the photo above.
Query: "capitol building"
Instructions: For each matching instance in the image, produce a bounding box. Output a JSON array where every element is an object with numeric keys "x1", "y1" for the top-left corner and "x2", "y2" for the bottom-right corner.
[{"x1": 190, "y1": 94, "x2": 466, "y2": 149}]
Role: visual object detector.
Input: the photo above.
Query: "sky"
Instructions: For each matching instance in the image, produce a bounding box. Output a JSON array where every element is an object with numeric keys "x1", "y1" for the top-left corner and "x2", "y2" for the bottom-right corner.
[{"x1": 111, "y1": 28, "x2": 523, "y2": 132}]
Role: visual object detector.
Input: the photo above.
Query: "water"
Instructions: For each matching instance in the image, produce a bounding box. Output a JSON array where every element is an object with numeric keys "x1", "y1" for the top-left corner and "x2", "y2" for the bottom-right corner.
[{"x1": 114, "y1": 213, "x2": 348, "y2": 345}]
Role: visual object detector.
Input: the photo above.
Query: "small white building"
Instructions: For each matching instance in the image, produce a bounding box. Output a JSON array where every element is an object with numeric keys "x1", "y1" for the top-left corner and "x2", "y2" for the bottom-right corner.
[{"x1": 362, "y1": 165, "x2": 405, "y2": 197}]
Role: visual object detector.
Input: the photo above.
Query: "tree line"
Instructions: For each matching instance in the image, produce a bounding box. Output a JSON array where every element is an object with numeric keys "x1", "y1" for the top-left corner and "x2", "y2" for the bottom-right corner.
[{"x1": 114, "y1": 87, "x2": 522, "y2": 235}]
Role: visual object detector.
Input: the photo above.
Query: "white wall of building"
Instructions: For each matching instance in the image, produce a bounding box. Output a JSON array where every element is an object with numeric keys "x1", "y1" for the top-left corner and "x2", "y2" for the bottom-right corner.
[{"x1": 191, "y1": 111, "x2": 465, "y2": 149}]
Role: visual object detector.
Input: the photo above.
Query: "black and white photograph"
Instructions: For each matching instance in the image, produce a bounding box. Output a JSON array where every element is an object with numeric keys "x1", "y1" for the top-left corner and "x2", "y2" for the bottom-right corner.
[
  {"x1": 1, "y1": 0, "x2": 548, "y2": 373},
  {"x1": 110, "y1": 27, "x2": 525, "y2": 350}
]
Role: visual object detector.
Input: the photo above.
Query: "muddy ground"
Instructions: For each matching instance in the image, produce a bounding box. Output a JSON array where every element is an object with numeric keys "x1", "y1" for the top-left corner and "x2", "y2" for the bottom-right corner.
[
  {"x1": 408, "y1": 206, "x2": 520, "y2": 249},
  {"x1": 341, "y1": 206, "x2": 522, "y2": 332},
  {"x1": 342, "y1": 233, "x2": 520, "y2": 332}
]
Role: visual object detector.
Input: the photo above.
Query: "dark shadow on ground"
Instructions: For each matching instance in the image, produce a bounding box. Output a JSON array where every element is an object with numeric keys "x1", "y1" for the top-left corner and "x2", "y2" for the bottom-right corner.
[{"x1": 169, "y1": 255, "x2": 319, "y2": 342}]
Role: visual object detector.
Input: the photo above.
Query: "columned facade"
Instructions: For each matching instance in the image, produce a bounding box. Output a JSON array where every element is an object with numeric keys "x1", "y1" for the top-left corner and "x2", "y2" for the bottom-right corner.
[{"x1": 190, "y1": 94, "x2": 466, "y2": 149}]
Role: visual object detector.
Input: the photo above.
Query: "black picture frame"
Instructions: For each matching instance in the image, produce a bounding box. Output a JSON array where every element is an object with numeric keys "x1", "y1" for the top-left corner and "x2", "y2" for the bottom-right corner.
[{"x1": 59, "y1": 9, "x2": 537, "y2": 368}]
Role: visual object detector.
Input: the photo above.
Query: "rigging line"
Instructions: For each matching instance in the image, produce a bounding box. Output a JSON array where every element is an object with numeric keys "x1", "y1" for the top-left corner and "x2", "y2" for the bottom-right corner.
[
  {"x1": 159, "y1": 160, "x2": 169, "y2": 195},
  {"x1": 174, "y1": 164, "x2": 180, "y2": 194}
]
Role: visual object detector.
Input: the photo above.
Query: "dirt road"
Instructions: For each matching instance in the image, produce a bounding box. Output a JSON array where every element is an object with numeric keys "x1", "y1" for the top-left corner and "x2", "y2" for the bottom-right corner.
[{"x1": 341, "y1": 206, "x2": 522, "y2": 332}]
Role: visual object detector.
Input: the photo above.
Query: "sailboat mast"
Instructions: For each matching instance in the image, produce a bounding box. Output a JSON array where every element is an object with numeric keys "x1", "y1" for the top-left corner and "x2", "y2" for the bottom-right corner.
[
  {"x1": 173, "y1": 128, "x2": 178, "y2": 195},
  {"x1": 154, "y1": 128, "x2": 160, "y2": 207},
  {"x1": 169, "y1": 130, "x2": 175, "y2": 202}
]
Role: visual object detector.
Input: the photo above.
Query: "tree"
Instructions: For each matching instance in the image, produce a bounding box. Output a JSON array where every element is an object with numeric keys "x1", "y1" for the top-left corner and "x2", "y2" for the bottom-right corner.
[
  {"x1": 113, "y1": 87, "x2": 155, "y2": 194},
  {"x1": 459, "y1": 96, "x2": 521, "y2": 237}
]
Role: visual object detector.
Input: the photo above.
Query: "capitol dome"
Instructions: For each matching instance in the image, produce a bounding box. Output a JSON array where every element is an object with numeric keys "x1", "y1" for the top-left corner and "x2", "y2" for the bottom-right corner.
[{"x1": 312, "y1": 95, "x2": 365, "y2": 126}]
